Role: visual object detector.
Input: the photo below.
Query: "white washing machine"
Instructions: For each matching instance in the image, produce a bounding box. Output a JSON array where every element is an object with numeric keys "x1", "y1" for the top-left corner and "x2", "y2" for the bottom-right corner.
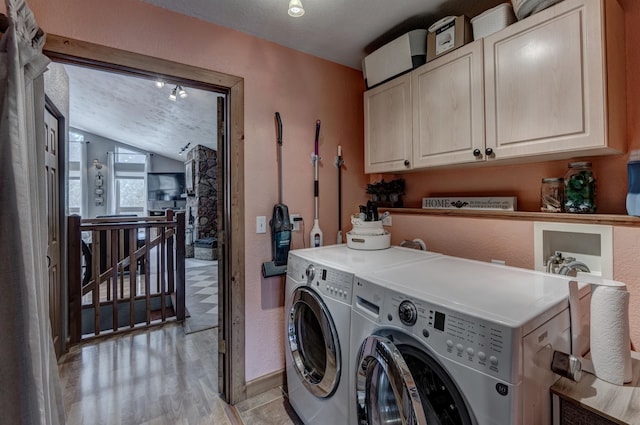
[
  {"x1": 350, "y1": 255, "x2": 590, "y2": 425},
  {"x1": 284, "y1": 245, "x2": 440, "y2": 425}
]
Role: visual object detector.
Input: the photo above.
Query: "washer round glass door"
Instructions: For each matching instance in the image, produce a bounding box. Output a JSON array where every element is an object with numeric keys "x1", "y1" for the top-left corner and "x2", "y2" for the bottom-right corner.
[
  {"x1": 356, "y1": 335, "x2": 473, "y2": 425},
  {"x1": 288, "y1": 286, "x2": 341, "y2": 398}
]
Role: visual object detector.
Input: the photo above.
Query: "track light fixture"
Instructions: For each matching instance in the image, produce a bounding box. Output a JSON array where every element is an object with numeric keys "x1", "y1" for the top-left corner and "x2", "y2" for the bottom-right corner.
[
  {"x1": 178, "y1": 142, "x2": 191, "y2": 156},
  {"x1": 288, "y1": 0, "x2": 304, "y2": 17},
  {"x1": 168, "y1": 85, "x2": 187, "y2": 101}
]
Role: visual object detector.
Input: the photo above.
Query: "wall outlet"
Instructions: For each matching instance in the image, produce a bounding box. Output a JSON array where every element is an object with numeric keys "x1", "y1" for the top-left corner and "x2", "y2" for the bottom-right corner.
[{"x1": 290, "y1": 214, "x2": 301, "y2": 231}]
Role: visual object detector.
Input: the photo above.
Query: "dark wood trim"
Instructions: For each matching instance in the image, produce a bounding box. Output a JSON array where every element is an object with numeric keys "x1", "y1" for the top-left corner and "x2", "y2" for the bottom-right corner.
[
  {"x1": 43, "y1": 36, "x2": 241, "y2": 91},
  {"x1": 383, "y1": 208, "x2": 640, "y2": 227},
  {"x1": 228, "y1": 79, "x2": 246, "y2": 404},
  {"x1": 44, "y1": 35, "x2": 246, "y2": 403},
  {"x1": 222, "y1": 403, "x2": 245, "y2": 425},
  {"x1": 246, "y1": 369, "x2": 285, "y2": 400}
]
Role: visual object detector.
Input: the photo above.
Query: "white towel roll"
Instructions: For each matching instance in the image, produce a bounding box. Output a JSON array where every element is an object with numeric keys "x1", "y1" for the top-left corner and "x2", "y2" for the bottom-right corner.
[{"x1": 590, "y1": 284, "x2": 632, "y2": 385}]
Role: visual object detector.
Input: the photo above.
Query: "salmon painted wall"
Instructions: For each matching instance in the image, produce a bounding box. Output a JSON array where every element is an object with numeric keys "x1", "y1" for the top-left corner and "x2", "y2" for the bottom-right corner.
[
  {"x1": 385, "y1": 0, "x2": 640, "y2": 345},
  {"x1": 24, "y1": 0, "x2": 367, "y2": 381}
]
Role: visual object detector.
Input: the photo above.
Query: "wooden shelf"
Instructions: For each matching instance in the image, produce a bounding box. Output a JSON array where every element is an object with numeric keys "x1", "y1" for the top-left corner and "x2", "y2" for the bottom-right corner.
[{"x1": 381, "y1": 208, "x2": 640, "y2": 227}]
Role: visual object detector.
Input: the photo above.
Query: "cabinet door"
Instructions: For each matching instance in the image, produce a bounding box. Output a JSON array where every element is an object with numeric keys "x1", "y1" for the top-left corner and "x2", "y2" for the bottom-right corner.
[
  {"x1": 412, "y1": 40, "x2": 485, "y2": 168},
  {"x1": 484, "y1": 0, "x2": 622, "y2": 159},
  {"x1": 364, "y1": 74, "x2": 413, "y2": 173}
]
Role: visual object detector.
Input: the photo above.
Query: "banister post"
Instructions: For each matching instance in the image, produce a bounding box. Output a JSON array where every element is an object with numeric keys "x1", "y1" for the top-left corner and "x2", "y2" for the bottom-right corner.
[
  {"x1": 175, "y1": 212, "x2": 186, "y2": 320},
  {"x1": 67, "y1": 215, "x2": 82, "y2": 344}
]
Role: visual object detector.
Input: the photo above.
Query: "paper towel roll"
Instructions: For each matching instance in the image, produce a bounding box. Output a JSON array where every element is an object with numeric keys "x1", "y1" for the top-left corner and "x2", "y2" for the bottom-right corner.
[{"x1": 590, "y1": 284, "x2": 632, "y2": 385}]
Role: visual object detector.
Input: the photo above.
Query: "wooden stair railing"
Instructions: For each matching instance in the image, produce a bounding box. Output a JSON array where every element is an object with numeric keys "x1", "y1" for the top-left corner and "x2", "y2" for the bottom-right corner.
[{"x1": 67, "y1": 211, "x2": 185, "y2": 343}]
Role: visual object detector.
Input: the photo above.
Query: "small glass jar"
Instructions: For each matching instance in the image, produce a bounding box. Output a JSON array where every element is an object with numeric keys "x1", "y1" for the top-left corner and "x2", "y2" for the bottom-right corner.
[
  {"x1": 564, "y1": 162, "x2": 596, "y2": 213},
  {"x1": 541, "y1": 178, "x2": 564, "y2": 212}
]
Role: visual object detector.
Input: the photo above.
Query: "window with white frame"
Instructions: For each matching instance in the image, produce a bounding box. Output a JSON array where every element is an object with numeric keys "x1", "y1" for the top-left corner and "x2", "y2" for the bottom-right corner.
[
  {"x1": 68, "y1": 132, "x2": 85, "y2": 215},
  {"x1": 113, "y1": 146, "x2": 147, "y2": 215}
]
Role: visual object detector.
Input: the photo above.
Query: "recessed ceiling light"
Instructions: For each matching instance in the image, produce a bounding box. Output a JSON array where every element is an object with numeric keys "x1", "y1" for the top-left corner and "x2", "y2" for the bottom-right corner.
[{"x1": 288, "y1": 0, "x2": 304, "y2": 17}]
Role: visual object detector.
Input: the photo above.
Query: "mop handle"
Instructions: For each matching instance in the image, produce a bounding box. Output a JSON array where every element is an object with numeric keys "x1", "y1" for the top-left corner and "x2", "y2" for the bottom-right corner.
[
  {"x1": 314, "y1": 120, "x2": 320, "y2": 156},
  {"x1": 337, "y1": 146, "x2": 342, "y2": 231},
  {"x1": 276, "y1": 112, "x2": 283, "y2": 204},
  {"x1": 314, "y1": 121, "x2": 321, "y2": 220}
]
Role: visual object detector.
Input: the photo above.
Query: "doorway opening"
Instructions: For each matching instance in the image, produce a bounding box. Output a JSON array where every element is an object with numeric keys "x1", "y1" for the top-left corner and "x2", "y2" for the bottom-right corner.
[{"x1": 44, "y1": 35, "x2": 246, "y2": 404}]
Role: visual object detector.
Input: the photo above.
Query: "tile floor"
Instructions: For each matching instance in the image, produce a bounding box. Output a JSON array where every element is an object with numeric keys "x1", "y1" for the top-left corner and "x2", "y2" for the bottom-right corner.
[{"x1": 183, "y1": 262, "x2": 218, "y2": 333}]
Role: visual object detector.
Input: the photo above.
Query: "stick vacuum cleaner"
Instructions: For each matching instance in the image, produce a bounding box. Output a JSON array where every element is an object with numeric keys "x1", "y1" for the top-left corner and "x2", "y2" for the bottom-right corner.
[
  {"x1": 262, "y1": 112, "x2": 292, "y2": 278},
  {"x1": 310, "y1": 120, "x2": 323, "y2": 247}
]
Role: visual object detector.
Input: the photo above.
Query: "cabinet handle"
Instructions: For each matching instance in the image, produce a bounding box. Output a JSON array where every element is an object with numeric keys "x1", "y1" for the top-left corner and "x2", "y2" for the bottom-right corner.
[
  {"x1": 485, "y1": 147, "x2": 494, "y2": 157},
  {"x1": 473, "y1": 149, "x2": 482, "y2": 157},
  {"x1": 404, "y1": 160, "x2": 410, "y2": 167}
]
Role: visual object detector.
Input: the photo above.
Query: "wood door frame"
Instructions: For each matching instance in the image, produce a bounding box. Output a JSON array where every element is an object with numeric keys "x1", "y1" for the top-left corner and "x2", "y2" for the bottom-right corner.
[{"x1": 43, "y1": 35, "x2": 247, "y2": 404}]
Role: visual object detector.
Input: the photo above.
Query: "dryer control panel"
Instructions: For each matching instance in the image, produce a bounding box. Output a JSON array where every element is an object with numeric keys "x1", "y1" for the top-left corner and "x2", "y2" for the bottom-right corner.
[{"x1": 384, "y1": 291, "x2": 520, "y2": 384}]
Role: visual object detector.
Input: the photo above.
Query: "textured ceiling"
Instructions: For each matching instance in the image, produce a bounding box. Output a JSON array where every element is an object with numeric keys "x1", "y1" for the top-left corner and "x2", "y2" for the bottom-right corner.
[
  {"x1": 63, "y1": 0, "x2": 506, "y2": 161},
  {"x1": 64, "y1": 64, "x2": 221, "y2": 162},
  {"x1": 141, "y1": 0, "x2": 505, "y2": 69}
]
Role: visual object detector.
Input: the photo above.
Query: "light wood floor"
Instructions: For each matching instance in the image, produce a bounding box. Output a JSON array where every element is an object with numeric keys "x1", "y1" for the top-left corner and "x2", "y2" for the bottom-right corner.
[{"x1": 58, "y1": 322, "x2": 300, "y2": 425}]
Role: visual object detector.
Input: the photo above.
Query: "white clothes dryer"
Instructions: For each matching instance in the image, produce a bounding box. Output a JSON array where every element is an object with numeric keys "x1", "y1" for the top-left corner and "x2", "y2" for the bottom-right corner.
[
  {"x1": 284, "y1": 245, "x2": 440, "y2": 425},
  {"x1": 350, "y1": 255, "x2": 590, "y2": 425}
]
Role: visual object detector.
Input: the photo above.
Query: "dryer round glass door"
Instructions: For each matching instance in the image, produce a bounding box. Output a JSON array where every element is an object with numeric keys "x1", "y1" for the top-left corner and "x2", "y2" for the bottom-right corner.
[
  {"x1": 288, "y1": 286, "x2": 341, "y2": 398},
  {"x1": 356, "y1": 336, "x2": 473, "y2": 425}
]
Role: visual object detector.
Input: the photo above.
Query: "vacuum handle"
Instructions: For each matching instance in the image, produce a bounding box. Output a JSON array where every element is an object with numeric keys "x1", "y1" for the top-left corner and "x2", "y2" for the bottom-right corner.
[{"x1": 276, "y1": 112, "x2": 283, "y2": 146}]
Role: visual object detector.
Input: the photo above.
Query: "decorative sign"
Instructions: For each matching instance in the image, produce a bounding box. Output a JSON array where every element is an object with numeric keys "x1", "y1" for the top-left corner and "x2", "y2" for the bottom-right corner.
[{"x1": 422, "y1": 197, "x2": 517, "y2": 211}]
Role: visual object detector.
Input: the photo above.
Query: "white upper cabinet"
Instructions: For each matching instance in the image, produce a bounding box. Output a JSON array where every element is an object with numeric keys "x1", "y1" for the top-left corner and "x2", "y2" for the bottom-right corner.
[
  {"x1": 412, "y1": 40, "x2": 485, "y2": 168},
  {"x1": 483, "y1": 0, "x2": 626, "y2": 160},
  {"x1": 363, "y1": 0, "x2": 625, "y2": 173},
  {"x1": 364, "y1": 73, "x2": 413, "y2": 173}
]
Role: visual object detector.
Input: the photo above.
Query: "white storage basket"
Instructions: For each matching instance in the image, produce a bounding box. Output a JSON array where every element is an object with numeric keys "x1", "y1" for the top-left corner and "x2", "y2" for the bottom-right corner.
[
  {"x1": 471, "y1": 3, "x2": 517, "y2": 39},
  {"x1": 350, "y1": 217, "x2": 385, "y2": 236},
  {"x1": 346, "y1": 232, "x2": 391, "y2": 250}
]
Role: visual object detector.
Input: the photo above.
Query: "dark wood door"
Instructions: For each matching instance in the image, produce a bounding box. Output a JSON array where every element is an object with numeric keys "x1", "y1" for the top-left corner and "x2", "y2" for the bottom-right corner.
[{"x1": 45, "y1": 107, "x2": 62, "y2": 359}]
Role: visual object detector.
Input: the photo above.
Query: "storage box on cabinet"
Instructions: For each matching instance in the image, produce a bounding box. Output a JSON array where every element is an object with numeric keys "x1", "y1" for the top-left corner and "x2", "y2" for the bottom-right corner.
[{"x1": 363, "y1": 30, "x2": 427, "y2": 89}]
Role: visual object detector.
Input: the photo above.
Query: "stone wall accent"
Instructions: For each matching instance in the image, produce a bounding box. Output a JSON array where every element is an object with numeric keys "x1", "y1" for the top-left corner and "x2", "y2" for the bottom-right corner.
[{"x1": 186, "y1": 145, "x2": 218, "y2": 242}]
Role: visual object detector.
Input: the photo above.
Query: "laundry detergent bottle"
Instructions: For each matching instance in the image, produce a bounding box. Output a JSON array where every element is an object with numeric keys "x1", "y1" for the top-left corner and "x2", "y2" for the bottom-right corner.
[{"x1": 627, "y1": 150, "x2": 640, "y2": 216}]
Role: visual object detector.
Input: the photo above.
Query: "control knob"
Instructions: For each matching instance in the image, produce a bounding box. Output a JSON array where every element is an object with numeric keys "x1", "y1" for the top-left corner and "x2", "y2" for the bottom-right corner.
[
  {"x1": 305, "y1": 265, "x2": 316, "y2": 282},
  {"x1": 398, "y1": 300, "x2": 418, "y2": 326}
]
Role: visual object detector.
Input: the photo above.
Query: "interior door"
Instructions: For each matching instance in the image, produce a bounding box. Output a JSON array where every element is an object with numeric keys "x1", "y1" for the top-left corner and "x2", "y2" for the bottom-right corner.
[{"x1": 44, "y1": 106, "x2": 62, "y2": 359}]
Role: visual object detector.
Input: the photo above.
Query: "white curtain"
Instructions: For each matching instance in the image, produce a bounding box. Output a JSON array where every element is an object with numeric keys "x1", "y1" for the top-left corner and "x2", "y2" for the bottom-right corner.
[{"x1": 0, "y1": 0, "x2": 65, "y2": 423}]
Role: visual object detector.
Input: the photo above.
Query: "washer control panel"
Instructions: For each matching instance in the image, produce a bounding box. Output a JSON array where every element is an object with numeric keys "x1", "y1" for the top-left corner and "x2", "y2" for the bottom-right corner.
[
  {"x1": 384, "y1": 291, "x2": 518, "y2": 383},
  {"x1": 289, "y1": 258, "x2": 353, "y2": 304}
]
